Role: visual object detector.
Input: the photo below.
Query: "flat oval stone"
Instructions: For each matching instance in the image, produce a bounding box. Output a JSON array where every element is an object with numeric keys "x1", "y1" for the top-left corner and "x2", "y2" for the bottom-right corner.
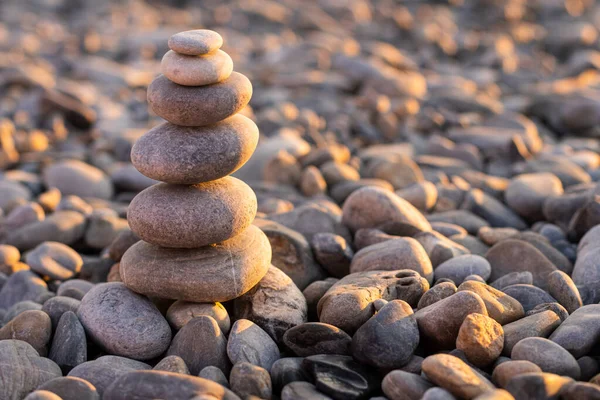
[
  {"x1": 68, "y1": 356, "x2": 150, "y2": 397},
  {"x1": 492, "y1": 360, "x2": 542, "y2": 388},
  {"x1": 434, "y1": 255, "x2": 491, "y2": 285},
  {"x1": 350, "y1": 237, "x2": 433, "y2": 283},
  {"x1": 502, "y1": 311, "x2": 561, "y2": 356},
  {"x1": 512, "y1": 337, "x2": 581, "y2": 379},
  {"x1": 147, "y1": 73, "x2": 252, "y2": 127},
  {"x1": 127, "y1": 177, "x2": 257, "y2": 248},
  {"x1": 0, "y1": 270, "x2": 47, "y2": 310},
  {"x1": 121, "y1": 225, "x2": 271, "y2": 302},
  {"x1": 502, "y1": 284, "x2": 556, "y2": 312},
  {"x1": 104, "y1": 370, "x2": 240, "y2": 400},
  {"x1": 161, "y1": 49, "x2": 233, "y2": 86},
  {"x1": 421, "y1": 354, "x2": 495, "y2": 399},
  {"x1": 342, "y1": 186, "x2": 431, "y2": 233},
  {"x1": 486, "y1": 239, "x2": 557, "y2": 290},
  {"x1": 131, "y1": 115, "x2": 258, "y2": 185},
  {"x1": 77, "y1": 282, "x2": 171, "y2": 360},
  {"x1": 43, "y1": 160, "x2": 113, "y2": 200},
  {"x1": 549, "y1": 304, "x2": 600, "y2": 358},
  {"x1": 168, "y1": 29, "x2": 223, "y2": 55}
]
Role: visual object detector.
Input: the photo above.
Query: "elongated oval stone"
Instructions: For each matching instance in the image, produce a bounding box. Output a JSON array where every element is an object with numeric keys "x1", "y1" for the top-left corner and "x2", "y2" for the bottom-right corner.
[
  {"x1": 131, "y1": 115, "x2": 258, "y2": 185},
  {"x1": 168, "y1": 29, "x2": 223, "y2": 56},
  {"x1": 147, "y1": 72, "x2": 252, "y2": 127},
  {"x1": 121, "y1": 225, "x2": 271, "y2": 302},
  {"x1": 161, "y1": 49, "x2": 233, "y2": 86},
  {"x1": 128, "y1": 177, "x2": 257, "y2": 248}
]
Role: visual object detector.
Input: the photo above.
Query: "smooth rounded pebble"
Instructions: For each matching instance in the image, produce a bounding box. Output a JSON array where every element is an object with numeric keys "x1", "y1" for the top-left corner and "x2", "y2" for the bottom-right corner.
[
  {"x1": 227, "y1": 319, "x2": 280, "y2": 371},
  {"x1": 153, "y1": 355, "x2": 190, "y2": 375},
  {"x1": 24, "y1": 390, "x2": 62, "y2": 400},
  {"x1": 103, "y1": 370, "x2": 240, "y2": 400},
  {"x1": 43, "y1": 159, "x2": 113, "y2": 200},
  {"x1": 349, "y1": 237, "x2": 433, "y2": 282},
  {"x1": 161, "y1": 49, "x2": 233, "y2": 86},
  {"x1": 121, "y1": 225, "x2": 271, "y2": 302},
  {"x1": 167, "y1": 316, "x2": 229, "y2": 375},
  {"x1": 382, "y1": 370, "x2": 433, "y2": 400},
  {"x1": 505, "y1": 372, "x2": 573, "y2": 400},
  {"x1": 549, "y1": 304, "x2": 600, "y2": 358},
  {"x1": 131, "y1": 115, "x2": 258, "y2": 184},
  {"x1": 168, "y1": 29, "x2": 223, "y2": 55},
  {"x1": 492, "y1": 360, "x2": 542, "y2": 388},
  {"x1": 421, "y1": 354, "x2": 495, "y2": 399},
  {"x1": 342, "y1": 186, "x2": 431, "y2": 232},
  {"x1": 415, "y1": 291, "x2": 488, "y2": 349},
  {"x1": 166, "y1": 301, "x2": 230, "y2": 333},
  {"x1": 352, "y1": 299, "x2": 419, "y2": 369},
  {"x1": 0, "y1": 340, "x2": 62, "y2": 400},
  {"x1": 147, "y1": 72, "x2": 252, "y2": 126},
  {"x1": 230, "y1": 362, "x2": 272, "y2": 400},
  {"x1": 0, "y1": 310, "x2": 52, "y2": 356},
  {"x1": 26, "y1": 242, "x2": 83, "y2": 280},
  {"x1": 68, "y1": 356, "x2": 151, "y2": 397},
  {"x1": 127, "y1": 177, "x2": 257, "y2": 248},
  {"x1": 511, "y1": 337, "x2": 580, "y2": 379},
  {"x1": 5, "y1": 210, "x2": 86, "y2": 251},
  {"x1": 77, "y1": 282, "x2": 171, "y2": 360},
  {"x1": 38, "y1": 376, "x2": 100, "y2": 400},
  {"x1": 502, "y1": 310, "x2": 562, "y2": 356},
  {"x1": 434, "y1": 255, "x2": 491, "y2": 285}
]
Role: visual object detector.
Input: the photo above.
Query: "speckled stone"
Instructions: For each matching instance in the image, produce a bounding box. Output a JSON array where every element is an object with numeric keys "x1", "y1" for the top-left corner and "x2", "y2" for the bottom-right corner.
[
  {"x1": 168, "y1": 29, "x2": 223, "y2": 55},
  {"x1": 161, "y1": 49, "x2": 233, "y2": 86},
  {"x1": 121, "y1": 225, "x2": 271, "y2": 302},
  {"x1": 131, "y1": 115, "x2": 258, "y2": 185},
  {"x1": 147, "y1": 73, "x2": 252, "y2": 127},
  {"x1": 127, "y1": 177, "x2": 257, "y2": 248}
]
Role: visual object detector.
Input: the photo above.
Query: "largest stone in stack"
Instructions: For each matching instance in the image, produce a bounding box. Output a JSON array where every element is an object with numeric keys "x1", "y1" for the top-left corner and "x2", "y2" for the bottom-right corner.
[{"x1": 120, "y1": 30, "x2": 271, "y2": 303}]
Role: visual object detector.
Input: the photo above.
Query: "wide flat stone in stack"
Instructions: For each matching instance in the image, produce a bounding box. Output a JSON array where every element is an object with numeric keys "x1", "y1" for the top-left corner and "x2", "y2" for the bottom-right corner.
[{"x1": 120, "y1": 29, "x2": 271, "y2": 303}]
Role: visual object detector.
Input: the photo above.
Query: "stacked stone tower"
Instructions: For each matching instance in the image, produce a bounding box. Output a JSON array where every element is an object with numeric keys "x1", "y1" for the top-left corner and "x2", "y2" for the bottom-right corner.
[{"x1": 120, "y1": 30, "x2": 272, "y2": 303}]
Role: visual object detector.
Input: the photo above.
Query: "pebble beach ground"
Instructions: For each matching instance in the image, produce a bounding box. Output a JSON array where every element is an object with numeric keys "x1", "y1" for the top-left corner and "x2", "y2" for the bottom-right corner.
[{"x1": 1, "y1": 0, "x2": 600, "y2": 399}]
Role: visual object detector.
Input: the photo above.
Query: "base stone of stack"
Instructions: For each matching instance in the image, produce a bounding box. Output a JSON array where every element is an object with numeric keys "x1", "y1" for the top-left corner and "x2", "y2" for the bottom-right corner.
[
  {"x1": 131, "y1": 114, "x2": 259, "y2": 184},
  {"x1": 147, "y1": 72, "x2": 252, "y2": 127},
  {"x1": 120, "y1": 225, "x2": 271, "y2": 302},
  {"x1": 127, "y1": 176, "x2": 257, "y2": 248}
]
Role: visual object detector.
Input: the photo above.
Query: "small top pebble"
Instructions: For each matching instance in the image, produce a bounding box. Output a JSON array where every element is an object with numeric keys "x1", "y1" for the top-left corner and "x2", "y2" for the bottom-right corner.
[{"x1": 168, "y1": 29, "x2": 223, "y2": 55}]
